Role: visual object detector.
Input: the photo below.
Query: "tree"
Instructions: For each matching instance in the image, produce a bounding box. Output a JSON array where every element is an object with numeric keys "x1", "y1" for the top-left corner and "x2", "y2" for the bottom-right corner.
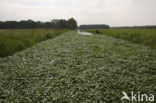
[
  {"x1": 0, "y1": 18, "x2": 78, "y2": 29},
  {"x1": 67, "y1": 18, "x2": 77, "y2": 29},
  {"x1": 79, "y1": 24, "x2": 110, "y2": 29}
]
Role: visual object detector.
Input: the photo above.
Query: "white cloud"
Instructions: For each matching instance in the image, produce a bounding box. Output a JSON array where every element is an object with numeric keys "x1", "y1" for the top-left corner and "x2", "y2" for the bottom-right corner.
[{"x1": 0, "y1": 0, "x2": 156, "y2": 26}]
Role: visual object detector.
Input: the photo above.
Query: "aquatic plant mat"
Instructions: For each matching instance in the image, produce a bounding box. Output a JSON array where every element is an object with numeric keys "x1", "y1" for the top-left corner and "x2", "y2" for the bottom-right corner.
[{"x1": 0, "y1": 31, "x2": 155, "y2": 102}]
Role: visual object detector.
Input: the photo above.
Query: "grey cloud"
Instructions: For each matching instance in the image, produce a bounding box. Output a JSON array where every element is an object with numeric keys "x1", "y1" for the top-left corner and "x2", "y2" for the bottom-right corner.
[{"x1": 0, "y1": 0, "x2": 155, "y2": 26}]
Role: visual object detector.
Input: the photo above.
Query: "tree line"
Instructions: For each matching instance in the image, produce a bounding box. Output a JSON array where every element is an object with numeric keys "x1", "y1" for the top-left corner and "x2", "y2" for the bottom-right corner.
[
  {"x1": 0, "y1": 18, "x2": 77, "y2": 29},
  {"x1": 112, "y1": 25, "x2": 156, "y2": 29},
  {"x1": 79, "y1": 24, "x2": 110, "y2": 29}
]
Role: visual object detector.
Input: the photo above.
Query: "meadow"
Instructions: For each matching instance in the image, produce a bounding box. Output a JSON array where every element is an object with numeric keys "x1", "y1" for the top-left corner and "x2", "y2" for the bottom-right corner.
[
  {"x1": 87, "y1": 29, "x2": 156, "y2": 48},
  {"x1": 0, "y1": 31, "x2": 155, "y2": 102},
  {"x1": 0, "y1": 29, "x2": 68, "y2": 57}
]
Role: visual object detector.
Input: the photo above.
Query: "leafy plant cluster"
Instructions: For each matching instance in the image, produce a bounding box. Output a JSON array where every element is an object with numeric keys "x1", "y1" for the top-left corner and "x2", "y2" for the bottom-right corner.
[
  {"x1": 87, "y1": 29, "x2": 156, "y2": 48},
  {"x1": 0, "y1": 29, "x2": 68, "y2": 57},
  {"x1": 0, "y1": 31, "x2": 155, "y2": 102}
]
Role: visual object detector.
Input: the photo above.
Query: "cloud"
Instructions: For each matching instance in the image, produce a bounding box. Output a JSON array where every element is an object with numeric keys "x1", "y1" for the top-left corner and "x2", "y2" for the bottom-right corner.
[{"x1": 0, "y1": 0, "x2": 156, "y2": 26}]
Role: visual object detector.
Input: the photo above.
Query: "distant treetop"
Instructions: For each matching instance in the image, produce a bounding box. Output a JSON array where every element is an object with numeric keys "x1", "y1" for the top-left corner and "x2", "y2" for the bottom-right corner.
[
  {"x1": 79, "y1": 24, "x2": 110, "y2": 29},
  {"x1": 0, "y1": 18, "x2": 78, "y2": 29}
]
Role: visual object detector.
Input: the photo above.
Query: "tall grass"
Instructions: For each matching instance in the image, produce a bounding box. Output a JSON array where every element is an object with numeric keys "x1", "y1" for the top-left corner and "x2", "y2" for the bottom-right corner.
[
  {"x1": 0, "y1": 29, "x2": 68, "y2": 57},
  {"x1": 87, "y1": 29, "x2": 156, "y2": 48}
]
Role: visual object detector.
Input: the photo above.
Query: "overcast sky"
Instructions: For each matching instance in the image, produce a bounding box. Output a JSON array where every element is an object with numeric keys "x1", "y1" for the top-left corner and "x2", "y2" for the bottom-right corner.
[{"x1": 0, "y1": 0, "x2": 156, "y2": 26}]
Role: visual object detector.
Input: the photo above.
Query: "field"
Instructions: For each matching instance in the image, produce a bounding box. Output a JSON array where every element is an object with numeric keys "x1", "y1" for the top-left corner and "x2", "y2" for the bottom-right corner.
[
  {"x1": 0, "y1": 31, "x2": 155, "y2": 102},
  {"x1": 0, "y1": 29, "x2": 68, "y2": 57},
  {"x1": 87, "y1": 29, "x2": 156, "y2": 48}
]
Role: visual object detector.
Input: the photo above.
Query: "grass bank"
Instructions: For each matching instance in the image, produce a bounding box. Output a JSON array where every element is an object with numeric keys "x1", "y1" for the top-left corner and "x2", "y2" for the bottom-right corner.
[
  {"x1": 0, "y1": 29, "x2": 68, "y2": 57},
  {"x1": 87, "y1": 29, "x2": 156, "y2": 48}
]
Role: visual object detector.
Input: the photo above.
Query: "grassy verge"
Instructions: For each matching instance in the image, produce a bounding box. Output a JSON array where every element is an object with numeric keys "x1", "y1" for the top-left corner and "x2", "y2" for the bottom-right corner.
[
  {"x1": 86, "y1": 29, "x2": 156, "y2": 48},
  {"x1": 0, "y1": 31, "x2": 155, "y2": 102},
  {"x1": 0, "y1": 29, "x2": 68, "y2": 57}
]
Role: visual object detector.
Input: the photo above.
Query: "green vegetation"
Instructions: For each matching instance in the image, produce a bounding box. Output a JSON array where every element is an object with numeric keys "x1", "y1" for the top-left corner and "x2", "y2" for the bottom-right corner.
[
  {"x1": 0, "y1": 31, "x2": 155, "y2": 102},
  {"x1": 112, "y1": 25, "x2": 156, "y2": 29},
  {"x1": 87, "y1": 29, "x2": 156, "y2": 48},
  {"x1": 0, "y1": 18, "x2": 77, "y2": 57},
  {"x1": 0, "y1": 29, "x2": 68, "y2": 57},
  {"x1": 79, "y1": 24, "x2": 110, "y2": 29},
  {"x1": 0, "y1": 18, "x2": 77, "y2": 29}
]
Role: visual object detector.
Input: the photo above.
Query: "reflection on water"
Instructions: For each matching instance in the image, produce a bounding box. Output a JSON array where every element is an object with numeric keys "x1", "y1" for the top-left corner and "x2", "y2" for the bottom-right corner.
[{"x1": 78, "y1": 30, "x2": 93, "y2": 35}]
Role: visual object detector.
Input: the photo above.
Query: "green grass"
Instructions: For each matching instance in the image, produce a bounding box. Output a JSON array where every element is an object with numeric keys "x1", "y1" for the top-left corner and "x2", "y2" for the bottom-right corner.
[
  {"x1": 0, "y1": 31, "x2": 155, "y2": 102},
  {"x1": 0, "y1": 29, "x2": 68, "y2": 57},
  {"x1": 86, "y1": 29, "x2": 156, "y2": 48}
]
